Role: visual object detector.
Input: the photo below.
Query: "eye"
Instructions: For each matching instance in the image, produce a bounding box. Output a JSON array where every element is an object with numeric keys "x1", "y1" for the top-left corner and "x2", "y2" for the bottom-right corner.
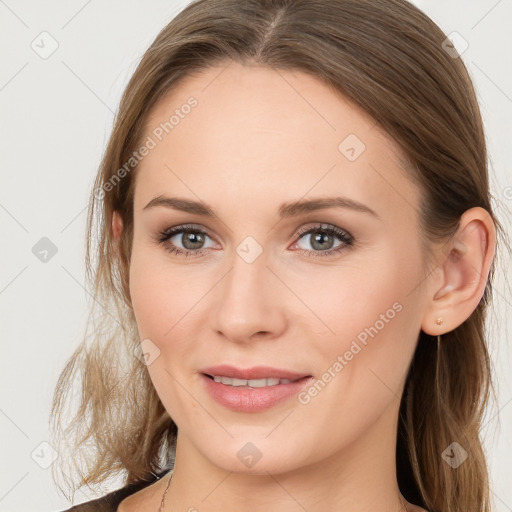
[
  {"x1": 291, "y1": 223, "x2": 354, "y2": 258},
  {"x1": 153, "y1": 222, "x2": 354, "y2": 259},
  {"x1": 154, "y1": 224, "x2": 217, "y2": 258}
]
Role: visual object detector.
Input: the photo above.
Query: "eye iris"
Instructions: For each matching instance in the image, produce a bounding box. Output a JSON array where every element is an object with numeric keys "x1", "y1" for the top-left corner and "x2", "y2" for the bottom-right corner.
[
  {"x1": 182, "y1": 231, "x2": 205, "y2": 250},
  {"x1": 310, "y1": 231, "x2": 334, "y2": 251}
]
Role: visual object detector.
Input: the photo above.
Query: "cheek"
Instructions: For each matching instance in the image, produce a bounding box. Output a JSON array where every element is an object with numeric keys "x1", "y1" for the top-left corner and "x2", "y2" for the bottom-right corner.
[
  {"x1": 304, "y1": 242, "x2": 423, "y2": 377},
  {"x1": 128, "y1": 245, "x2": 200, "y2": 416},
  {"x1": 128, "y1": 241, "x2": 213, "y2": 356},
  {"x1": 304, "y1": 252, "x2": 408, "y2": 334},
  {"x1": 303, "y1": 244, "x2": 424, "y2": 409},
  {"x1": 128, "y1": 242, "x2": 185, "y2": 340}
]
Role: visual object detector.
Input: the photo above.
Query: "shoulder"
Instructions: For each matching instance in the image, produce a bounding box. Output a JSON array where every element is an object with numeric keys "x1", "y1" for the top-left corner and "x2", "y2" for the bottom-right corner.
[{"x1": 57, "y1": 471, "x2": 167, "y2": 512}]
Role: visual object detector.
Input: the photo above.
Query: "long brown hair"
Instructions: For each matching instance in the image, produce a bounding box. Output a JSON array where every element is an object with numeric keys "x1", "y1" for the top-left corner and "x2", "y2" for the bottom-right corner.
[{"x1": 51, "y1": 1, "x2": 507, "y2": 510}]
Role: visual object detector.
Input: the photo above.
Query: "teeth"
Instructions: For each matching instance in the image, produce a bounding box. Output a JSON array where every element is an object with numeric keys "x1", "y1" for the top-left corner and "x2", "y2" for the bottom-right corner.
[{"x1": 212, "y1": 375, "x2": 294, "y2": 387}]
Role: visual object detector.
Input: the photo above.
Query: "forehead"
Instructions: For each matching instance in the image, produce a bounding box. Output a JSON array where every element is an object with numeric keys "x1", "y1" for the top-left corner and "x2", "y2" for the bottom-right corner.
[{"x1": 134, "y1": 61, "x2": 419, "y2": 224}]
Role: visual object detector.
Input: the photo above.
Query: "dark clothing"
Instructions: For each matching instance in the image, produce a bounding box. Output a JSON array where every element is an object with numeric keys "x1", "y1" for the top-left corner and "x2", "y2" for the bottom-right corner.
[{"x1": 59, "y1": 470, "x2": 168, "y2": 512}]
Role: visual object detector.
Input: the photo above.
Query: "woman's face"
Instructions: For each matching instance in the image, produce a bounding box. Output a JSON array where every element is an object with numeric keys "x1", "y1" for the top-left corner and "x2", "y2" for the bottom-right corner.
[{"x1": 127, "y1": 61, "x2": 432, "y2": 475}]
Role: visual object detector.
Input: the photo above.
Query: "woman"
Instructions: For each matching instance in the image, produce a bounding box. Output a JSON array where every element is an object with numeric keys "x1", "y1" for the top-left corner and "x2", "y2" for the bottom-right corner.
[{"x1": 52, "y1": 0, "x2": 505, "y2": 511}]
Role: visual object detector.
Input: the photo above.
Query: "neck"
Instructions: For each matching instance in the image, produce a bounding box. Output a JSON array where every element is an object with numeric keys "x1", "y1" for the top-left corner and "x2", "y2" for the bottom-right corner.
[{"x1": 164, "y1": 401, "x2": 412, "y2": 512}]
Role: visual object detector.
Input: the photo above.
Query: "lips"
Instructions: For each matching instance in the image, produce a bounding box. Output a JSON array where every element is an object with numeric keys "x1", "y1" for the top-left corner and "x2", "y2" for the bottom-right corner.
[
  {"x1": 200, "y1": 372, "x2": 314, "y2": 412},
  {"x1": 200, "y1": 364, "x2": 311, "y2": 381}
]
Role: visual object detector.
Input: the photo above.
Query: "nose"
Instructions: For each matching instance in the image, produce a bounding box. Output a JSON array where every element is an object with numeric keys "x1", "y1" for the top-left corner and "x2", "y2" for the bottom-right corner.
[{"x1": 210, "y1": 249, "x2": 287, "y2": 344}]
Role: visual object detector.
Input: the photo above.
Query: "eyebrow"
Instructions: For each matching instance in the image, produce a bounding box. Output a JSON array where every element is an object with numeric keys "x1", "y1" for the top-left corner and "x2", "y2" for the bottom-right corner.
[{"x1": 143, "y1": 195, "x2": 380, "y2": 219}]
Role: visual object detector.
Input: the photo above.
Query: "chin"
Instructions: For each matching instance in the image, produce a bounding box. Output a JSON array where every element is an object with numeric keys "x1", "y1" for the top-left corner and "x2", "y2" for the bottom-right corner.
[{"x1": 195, "y1": 433, "x2": 312, "y2": 476}]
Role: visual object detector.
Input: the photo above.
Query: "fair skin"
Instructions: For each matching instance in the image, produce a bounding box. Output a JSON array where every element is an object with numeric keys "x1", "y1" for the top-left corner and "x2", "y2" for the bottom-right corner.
[{"x1": 114, "y1": 61, "x2": 495, "y2": 512}]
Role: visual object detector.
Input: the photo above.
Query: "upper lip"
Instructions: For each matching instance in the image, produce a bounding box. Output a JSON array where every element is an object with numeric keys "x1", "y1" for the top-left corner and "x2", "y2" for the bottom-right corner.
[{"x1": 200, "y1": 364, "x2": 311, "y2": 380}]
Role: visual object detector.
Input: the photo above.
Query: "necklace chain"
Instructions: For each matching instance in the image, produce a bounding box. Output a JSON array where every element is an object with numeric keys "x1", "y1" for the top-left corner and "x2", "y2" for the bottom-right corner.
[{"x1": 158, "y1": 471, "x2": 173, "y2": 512}]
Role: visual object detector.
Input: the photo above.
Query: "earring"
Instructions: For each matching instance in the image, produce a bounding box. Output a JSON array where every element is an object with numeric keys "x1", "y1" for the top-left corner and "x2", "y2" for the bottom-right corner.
[{"x1": 435, "y1": 319, "x2": 444, "y2": 350}]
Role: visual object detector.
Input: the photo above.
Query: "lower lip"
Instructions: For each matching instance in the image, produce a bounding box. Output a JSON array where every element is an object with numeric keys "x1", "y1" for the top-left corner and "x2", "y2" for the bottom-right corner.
[{"x1": 200, "y1": 373, "x2": 314, "y2": 413}]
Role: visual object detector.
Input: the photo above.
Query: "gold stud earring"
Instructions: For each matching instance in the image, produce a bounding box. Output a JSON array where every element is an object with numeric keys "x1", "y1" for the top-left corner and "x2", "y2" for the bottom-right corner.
[{"x1": 435, "y1": 317, "x2": 444, "y2": 326}]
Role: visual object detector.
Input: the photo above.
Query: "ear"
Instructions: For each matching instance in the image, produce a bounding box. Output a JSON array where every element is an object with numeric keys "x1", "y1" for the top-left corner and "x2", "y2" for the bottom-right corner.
[
  {"x1": 111, "y1": 210, "x2": 124, "y2": 240},
  {"x1": 421, "y1": 207, "x2": 496, "y2": 336}
]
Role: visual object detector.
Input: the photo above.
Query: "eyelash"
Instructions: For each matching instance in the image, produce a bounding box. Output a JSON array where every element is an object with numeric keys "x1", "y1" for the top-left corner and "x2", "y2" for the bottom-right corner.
[{"x1": 153, "y1": 223, "x2": 354, "y2": 259}]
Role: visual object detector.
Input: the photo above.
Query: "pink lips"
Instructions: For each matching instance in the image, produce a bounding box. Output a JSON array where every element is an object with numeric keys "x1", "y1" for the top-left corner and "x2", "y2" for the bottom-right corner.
[
  {"x1": 199, "y1": 364, "x2": 313, "y2": 413},
  {"x1": 200, "y1": 364, "x2": 310, "y2": 381}
]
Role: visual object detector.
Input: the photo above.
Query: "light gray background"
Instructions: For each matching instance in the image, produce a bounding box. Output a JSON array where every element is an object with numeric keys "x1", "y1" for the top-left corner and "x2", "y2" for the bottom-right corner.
[{"x1": 0, "y1": 1, "x2": 511, "y2": 511}]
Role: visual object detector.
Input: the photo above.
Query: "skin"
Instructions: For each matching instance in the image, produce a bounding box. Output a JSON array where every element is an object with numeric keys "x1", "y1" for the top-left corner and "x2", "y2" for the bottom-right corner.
[{"x1": 114, "y1": 61, "x2": 496, "y2": 512}]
